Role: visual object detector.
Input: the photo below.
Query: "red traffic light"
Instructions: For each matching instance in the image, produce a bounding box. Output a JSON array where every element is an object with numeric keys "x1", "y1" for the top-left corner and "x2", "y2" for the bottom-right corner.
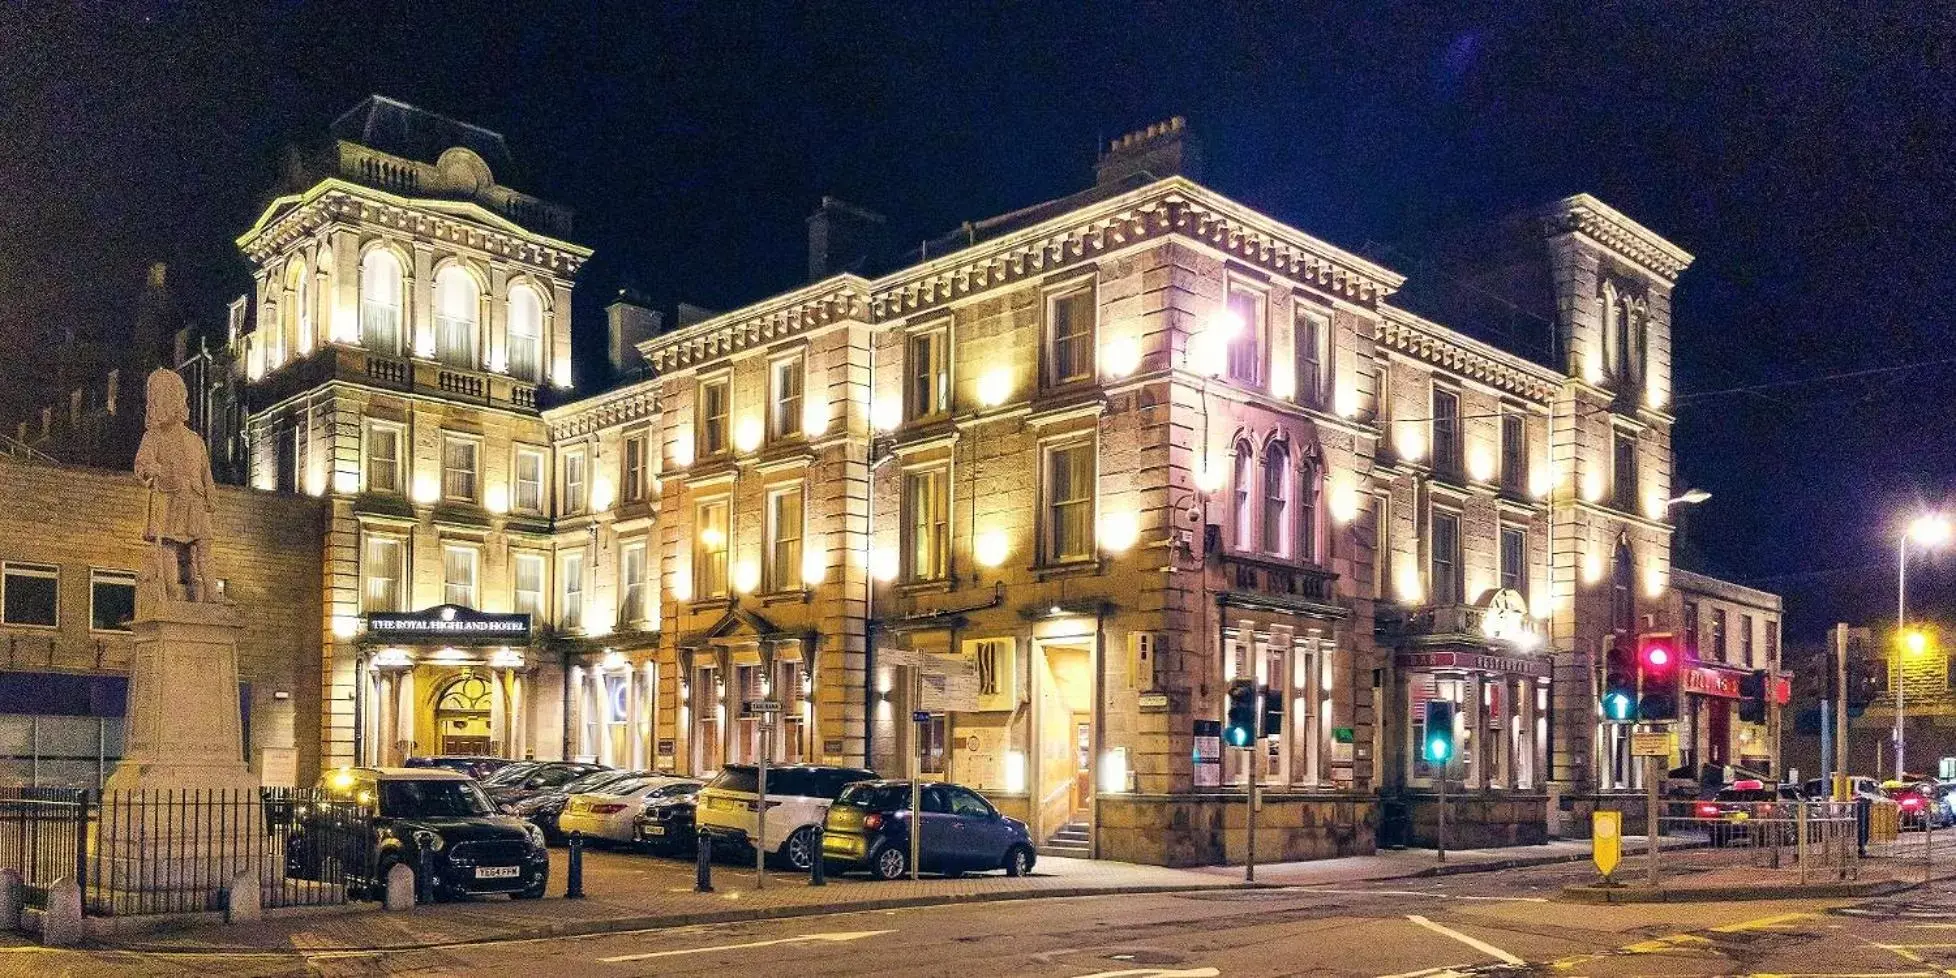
[{"x1": 1636, "y1": 632, "x2": 1677, "y2": 672}]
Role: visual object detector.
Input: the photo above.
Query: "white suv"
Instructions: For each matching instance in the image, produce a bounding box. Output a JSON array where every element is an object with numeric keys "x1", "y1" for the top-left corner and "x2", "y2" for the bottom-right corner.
[{"x1": 695, "y1": 764, "x2": 877, "y2": 870}]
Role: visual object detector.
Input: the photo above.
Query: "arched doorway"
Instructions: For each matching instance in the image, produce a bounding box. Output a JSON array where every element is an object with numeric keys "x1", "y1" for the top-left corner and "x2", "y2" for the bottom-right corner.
[{"x1": 435, "y1": 674, "x2": 495, "y2": 756}]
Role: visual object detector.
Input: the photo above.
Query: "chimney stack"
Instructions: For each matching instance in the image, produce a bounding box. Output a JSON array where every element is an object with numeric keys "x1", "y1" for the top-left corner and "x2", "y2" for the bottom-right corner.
[
  {"x1": 606, "y1": 290, "x2": 664, "y2": 376},
  {"x1": 807, "y1": 196, "x2": 889, "y2": 281},
  {"x1": 1094, "y1": 116, "x2": 1204, "y2": 188}
]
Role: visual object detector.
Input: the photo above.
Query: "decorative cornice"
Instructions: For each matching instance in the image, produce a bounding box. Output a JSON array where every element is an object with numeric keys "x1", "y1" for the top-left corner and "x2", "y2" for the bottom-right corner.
[
  {"x1": 237, "y1": 180, "x2": 591, "y2": 278},
  {"x1": 544, "y1": 381, "x2": 656, "y2": 440},
  {"x1": 640, "y1": 277, "x2": 872, "y2": 374},
  {"x1": 1377, "y1": 307, "x2": 1562, "y2": 403},
  {"x1": 1537, "y1": 193, "x2": 1694, "y2": 282}
]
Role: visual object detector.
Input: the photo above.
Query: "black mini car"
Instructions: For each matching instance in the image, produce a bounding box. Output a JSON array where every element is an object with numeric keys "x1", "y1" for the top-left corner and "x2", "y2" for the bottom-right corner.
[
  {"x1": 289, "y1": 767, "x2": 550, "y2": 901},
  {"x1": 634, "y1": 790, "x2": 701, "y2": 855}
]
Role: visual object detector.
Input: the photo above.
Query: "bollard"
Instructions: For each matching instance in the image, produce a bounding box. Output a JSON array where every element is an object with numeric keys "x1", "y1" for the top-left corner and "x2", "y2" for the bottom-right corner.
[
  {"x1": 415, "y1": 842, "x2": 437, "y2": 905},
  {"x1": 566, "y1": 831, "x2": 586, "y2": 899},
  {"x1": 695, "y1": 832, "x2": 714, "y2": 893},
  {"x1": 810, "y1": 826, "x2": 826, "y2": 886}
]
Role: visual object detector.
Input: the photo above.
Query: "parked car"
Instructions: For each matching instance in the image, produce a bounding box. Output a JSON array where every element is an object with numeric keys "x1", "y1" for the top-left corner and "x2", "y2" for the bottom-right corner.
[
  {"x1": 508, "y1": 769, "x2": 654, "y2": 841},
  {"x1": 481, "y1": 761, "x2": 544, "y2": 787},
  {"x1": 822, "y1": 780, "x2": 1036, "y2": 880},
  {"x1": 1883, "y1": 780, "x2": 1952, "y2": 829},
  {"x1": 288, "y1": 767, "x2": 549, "y2": 901},
  {"x1": 1802, "y1": 776, "x2": 1887, "y2": 803},
  {"x1": 1695, "y1": 779, "x2": 1803, "y2": 846},
  {"x1": 635, "y1": 791, "x2": 701, "y2": 855},
  {"x1": 560, "y1": 777, "x2": 703, "y2": 843},
  {"x1": 696, "y1": 764, "x2": 877, "y2": 870},
  {"x1": 404, "y1": 755, "x2": 518, "y2": 780},
  {"x1": 484, "y1": 761, "x2": 611, "y2": 810}
]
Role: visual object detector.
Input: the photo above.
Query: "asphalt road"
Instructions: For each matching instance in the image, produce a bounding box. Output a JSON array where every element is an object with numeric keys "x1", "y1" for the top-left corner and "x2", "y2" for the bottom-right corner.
[{"x1": 6, "y1": 859, "x2": 1955, "y2": 978}]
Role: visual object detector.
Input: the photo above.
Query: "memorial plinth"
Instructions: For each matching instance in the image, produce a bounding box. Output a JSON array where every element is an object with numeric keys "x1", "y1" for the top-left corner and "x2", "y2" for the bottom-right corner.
[{"x1": 106, "y1": 599, "x2": 257, "y2": 791}]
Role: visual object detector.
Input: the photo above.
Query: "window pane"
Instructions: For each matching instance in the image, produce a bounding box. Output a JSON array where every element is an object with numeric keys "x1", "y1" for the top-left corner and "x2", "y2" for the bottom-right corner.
[
  {"x1": 1431, "y1": 390, "x2": 1460, "y2": 474},
  {"x1": 1501, "y1": 415, "x2": 1525, "y2": 491},
  {"x1": 1226, "y1": 289, "x2": 1261, "y2": 385},
  {"x1": 1261, "y1": 447, "x2": 1288, "y2": 554},
  {"x1": 508, "y1": 286, "x2": 543, "y2": 382},
  {"x1": 434, "y1": 267, "x2": 479, "y2": 369},
  {"x1": 701, "y1": 381, "x2": 729, "y2": 455},
  {"x1": 771, "y1": 358, "x2": 804, "y2": 440},
  {"x1": 90, "y1": 571, "x2": 136, "y2": 632},
  {"x1": 364, "y1": 539, "x2": 402, "y2": 612},
  {"x1": 1046, "y1": 443, "x2": 1093, "y2": 561},
  {"x1": 1048, "y1": 290, "x2": 1093, "y2": 386},
  {"x1": 367, "y1": 426, "x2": 399, "y2": 493},
  {"x1": 360, "y1": 252, "x2": 403, "y2": 353},
  {"x1": 1431, "y1": 513, "x2": 1460, "y2": 604},
  {"x1": 443, "y1": 439, "x2": 478, "y2": 501},
  {"x1": 515, "y1": 450, "x2": 543, "y2": 512},
  {"x1": 443, "y1": 547, "x2": 477, "y2": 607},
  {"x1": 562, "y1": 554, "x2": 584, "y2": 628},
  {"x1": 769, "y1": 489, "x2": 804, "y2": 590},
  {"x1": 905, "y1": 470, "x2": 947, "y2": 580},
  {"x1": 513, "y1": 554, "x2": 544, "y2": 618}
]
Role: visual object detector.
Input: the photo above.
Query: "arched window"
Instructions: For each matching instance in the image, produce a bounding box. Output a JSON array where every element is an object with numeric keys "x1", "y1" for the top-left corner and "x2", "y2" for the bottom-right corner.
[
  {"x1": 1599, "y1": 280, "x2": 1619, "y2": 382},
  {"x1": 434, "y1": 265, "x2": 480, "y2": 369},
  {"x1": 507, "y1": 284, "x2": 543, "y2": 382},
  {"x1": 1232, "y1": 442, "x2": 1256, "y2": 551},
  {"x1": 360, "y1": 250, "x2": 404, "y2": 354},
  {"x1": 1298, "y1": 454, "x2": 1322, "y2": 563},
  {"x1": 286, "y1": 259, "x2": 312, "y2": 356},
  {"x1": 1261, "y1": 442, "x2": 1289, "y2": 556}
]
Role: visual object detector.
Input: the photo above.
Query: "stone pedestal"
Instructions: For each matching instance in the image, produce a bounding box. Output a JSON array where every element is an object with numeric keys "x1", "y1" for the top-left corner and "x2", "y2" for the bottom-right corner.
[{"x1": 106, "y1": 599, "x2": 257, "y2": 791}]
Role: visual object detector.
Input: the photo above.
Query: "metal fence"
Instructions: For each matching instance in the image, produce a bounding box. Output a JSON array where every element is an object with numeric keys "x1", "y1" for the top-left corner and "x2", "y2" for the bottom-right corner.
[
  {"x1": 0, "y1": 786, "x2": 88, "y2": 907},
  {"x1": 1652, "y1": 799, "x2": 1864, "y2": 880}
]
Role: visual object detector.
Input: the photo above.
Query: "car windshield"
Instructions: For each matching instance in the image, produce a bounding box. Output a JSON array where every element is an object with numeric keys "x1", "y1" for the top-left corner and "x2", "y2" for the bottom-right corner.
[
  {"x1": 380, "y1": 780, "x2": 496, "y2": 818},
  {"x1": 482, "y1": 763, "x2": 539, "y2": 786},
  {"x1": 836, "y1": 783, "x2": 911, "y2": 811},
  {"x1": 562, "y1": 770, "x2": 631, "y2": 794}
]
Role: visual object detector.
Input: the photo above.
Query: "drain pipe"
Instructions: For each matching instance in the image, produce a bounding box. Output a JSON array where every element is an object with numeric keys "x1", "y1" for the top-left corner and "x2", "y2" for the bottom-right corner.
[{"x1": 1091, "y1": 602, "x2": 1107, "y2": 860}]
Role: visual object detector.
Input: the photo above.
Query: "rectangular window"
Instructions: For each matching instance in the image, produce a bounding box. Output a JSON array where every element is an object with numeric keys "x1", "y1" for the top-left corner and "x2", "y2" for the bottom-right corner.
[
  {"x1": 1614, "y1": 432, "x2": 1638, "y2": 511},
  {"x1": 1431, "y1": 388, "x2": 1461, "y2": 476},
  {"x1": 562, "y1": 448, "x2": 587, "y2": 515},
  {"x1": 769, "y1": 355, "x2": 804, "y2": 442},
  {"x1": 1430, "y1": 510, "x2": 1462, "y2": 605},
  {"x1": 777, "y1": 659, "x2": 807, "y2": 763},
  {"x1": 620, "y1": 542, "x2": 649, "y2": 625},
  {"x1": 766, "y1": 486, "x2": 804, "y2": 592},
  {"x1": 514, "y1": 447, "x2": 545, "y2": 513},
  {"x1": 293, "y1": 425, "x2": 308, "y2": 494},
  {"x1": 1372, "y1": 493, "x2": 1392, "y2": 599},
  {"x1": 918, "y1": 714, "x2": 949, "y2": 775},
  {"x1": 1681, "y1": 599, "x2": 1700, "y2": 656},
  {"x1": 89, "y1": 569, "x2": 136, "y2": 632},
  {"x1": 693, "y1": 666, "x2": 721, "y2": 773},
  {"x1": 1711, "y1": 608, "x2": 1728, "y2": 661},
  {"x1": 1296, "y1": 305, "x2": 1330, "y2": 408},
  {"x1": 442, "y1": 545, "x2": 479, "y2": 608},
  {"x1": 907, "y1": 328, "x2": 949, "y2": 420},
  {"x1": 3, "y1": 563, "x2": 59, "y2": 627},
  {"x1": 362, "y1": 537, "x2": 405, "y2": 613},
  {"x1": 1740, "y1": 614, "x2": 1755, "y2": 668},
  {"x1": 622, "y1": 433, "x2": 648, "y2": 504},
  {"x1": 1261, "y1": 451, "x2": 1288, "y2": 555},
  {"x1": 1500, "y1": 413, "x2": 1526, "y2": 492},
  {"x1": 442, "y1": 436, "x2": 479, "y2": 503},
  {"x1": 512, "y1": 552, "x2": 545, "y2": 619},
  {"x1": 1045, "y1": 288, "x2": 1095, "y2": 388},
  {"x1": 365, "y1": 423, "x2": 402, "y2": 494},
  {"x1": 560, "y1": 551, "x2": 585, "y2": 629},
  {"x1": 1043, "y1": 439, "x2": 1095, "y2": 564},
  {"x1": 903, "y1": 467, "x2": 950, "y2": 581},
  {"x1": 698, "y1": 377, "x2": 730, "y2": 457},
  {"x1": 1499, "y1": 527, "x2": 1526, "y2": 596},
  {"x1": 1225, "y1": 285, "x2": 1264, "y2": 387},
  {"x1": 694, "y1": 498, "x2": 730, "y2": 599}
]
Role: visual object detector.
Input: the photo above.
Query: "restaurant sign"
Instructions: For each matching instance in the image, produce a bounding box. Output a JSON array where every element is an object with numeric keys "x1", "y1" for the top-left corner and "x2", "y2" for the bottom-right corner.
[
  {"x1": 1683, "y1": 666, "x2": 1742, "y2": 699},
  {"x1": 365, "y1": 605, "x2": 532, "y2": 642},
  {"x1": 1397, "y1": 649, "x2": 1550, "y2": 678}
]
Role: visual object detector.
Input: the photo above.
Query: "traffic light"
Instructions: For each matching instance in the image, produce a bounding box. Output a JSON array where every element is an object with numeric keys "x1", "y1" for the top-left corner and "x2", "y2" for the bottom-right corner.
[
  {"x1": 1738, "y1": 669, "x2": 1767, "y2": 723},
  {"x1": 1637, "y1": 632, "x2": 1679, "y2": 721},
  {"x1": 1422, "y1": 699, "x2": 1457, "y2": 764},
  {"x1": 1224, "y1": 680, "x2": 1258, "y2": 747},
  {"x1": 1602, "y1": 640, "x2": 1636, "y2": 722},
  {"x1": 1259, "y1": 685, "x2": 1284, "y2": 737}
]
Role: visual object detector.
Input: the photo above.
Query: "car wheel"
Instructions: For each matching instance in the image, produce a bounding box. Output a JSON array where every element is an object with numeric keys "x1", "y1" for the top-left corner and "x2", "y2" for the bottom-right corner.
[
  {"x1": 873, "y1": 845, "x2": 908, "y2": 881},
  {"x1": 515, "y1": 878, "x2": 547, "y2": 900},
  {"x1": 780, "y1": 826, "x2": 818, "y2": 872},
  {"x1": 1003, "y1": 845, "x2": 1035, "y2": 877}
]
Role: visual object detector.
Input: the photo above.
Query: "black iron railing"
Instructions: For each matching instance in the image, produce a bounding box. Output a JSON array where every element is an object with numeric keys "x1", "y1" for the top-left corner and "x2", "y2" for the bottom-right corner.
[{"x1": 0, "y1": 786, "x2": 87, "y2": 907}]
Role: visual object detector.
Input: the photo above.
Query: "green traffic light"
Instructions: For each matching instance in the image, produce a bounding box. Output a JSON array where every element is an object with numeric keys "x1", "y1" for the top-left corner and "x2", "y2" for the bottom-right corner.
[
  {"x1": 1425, "y1": 736, "x2": 1452, "y2": 762},
  {"x1": 1604, "y1": 692, "x2": 1634, "y2": 721}
]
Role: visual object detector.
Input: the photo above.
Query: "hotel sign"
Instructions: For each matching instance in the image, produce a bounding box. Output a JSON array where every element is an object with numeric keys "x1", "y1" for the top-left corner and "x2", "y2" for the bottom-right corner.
[
  {"x1": 365, "y1": 605, "x2": 532, "y2": 643},
  {"x1": 1397, "y1": 649, "x2": 1550, "y2": 678}
]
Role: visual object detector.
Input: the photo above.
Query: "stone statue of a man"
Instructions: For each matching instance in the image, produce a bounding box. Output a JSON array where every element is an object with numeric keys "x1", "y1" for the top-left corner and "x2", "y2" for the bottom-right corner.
[{"x1": 134, "y1": 367, "x2": 220, "y2": 604}]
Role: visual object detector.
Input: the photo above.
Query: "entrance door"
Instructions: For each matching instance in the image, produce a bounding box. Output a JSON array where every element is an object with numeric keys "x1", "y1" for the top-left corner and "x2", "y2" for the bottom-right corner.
[
  {"x1": 1073, "y1": 719, "x2": 1092, "y2": 815},
  {"x1": 1032, "y1": 641, "x2": 1094, "y2": 845},
  {"x1": 435, "y1": 674, "x2": 495, "y2": 757},
  {"x1": 1708, "y1": 698, "x2": 1731, "y2": 767}
]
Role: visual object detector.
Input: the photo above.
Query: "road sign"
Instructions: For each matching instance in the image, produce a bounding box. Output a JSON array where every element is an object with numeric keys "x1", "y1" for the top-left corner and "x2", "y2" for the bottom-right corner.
[
  {"x1": 1592, "y1": 810, "x2": 1622, "y2": 879},
  {"x1": 1631, "y1": 730, "x2": 1674, "y2": 757},
  {"x1": 751, "y1": 700, "x2": 782, "y2": 713},
  {"x1": 911, "y1": 710, "x2": 931, "y2": 722}
]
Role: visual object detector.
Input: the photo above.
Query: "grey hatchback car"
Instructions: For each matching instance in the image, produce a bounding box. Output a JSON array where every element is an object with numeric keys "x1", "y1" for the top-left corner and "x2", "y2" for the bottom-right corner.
[{"x1": 821, "y1": 780, "x2": 1035, "y2": 880}]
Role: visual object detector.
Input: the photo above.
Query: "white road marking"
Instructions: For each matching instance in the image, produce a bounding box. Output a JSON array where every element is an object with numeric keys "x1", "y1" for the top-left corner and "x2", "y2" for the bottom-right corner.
[
  {"x1": 1065, "y1": 969, "x2": 1221, "y2": 978},
  {"x1": 1406, "y1": 914, "x2": 1526, "y2": 967},
  {"x1": 596, "y1": 929, "x2": 892, "y2": 963},
  {"x1": 1300, "y1": 887, "x2": 1549, "y2": 903},
  {"x1": 1375, "y1": 966, "x2": 1472, "y2": 978}
]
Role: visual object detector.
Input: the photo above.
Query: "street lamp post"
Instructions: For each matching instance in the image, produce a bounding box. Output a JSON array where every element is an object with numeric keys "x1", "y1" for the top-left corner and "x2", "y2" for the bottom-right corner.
[{"x1": 1895, "y1": 514, "x2": 1952, "y2": 781}]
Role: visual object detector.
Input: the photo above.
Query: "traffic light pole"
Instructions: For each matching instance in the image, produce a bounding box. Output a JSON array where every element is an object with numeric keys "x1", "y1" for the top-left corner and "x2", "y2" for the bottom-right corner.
[
  {"x1": 1437, "y1": 753, "x2": 1448, "y2": 864},
  {"x1": 1835, "y1": 633, "x2": 1850, "y2": 802},
  {"x1": 1245, "y1": 686, "x2": 1261, "y2": 883},
  {"x1": 1639, "y1": 663, "x2": 1659, "y2": 888}
]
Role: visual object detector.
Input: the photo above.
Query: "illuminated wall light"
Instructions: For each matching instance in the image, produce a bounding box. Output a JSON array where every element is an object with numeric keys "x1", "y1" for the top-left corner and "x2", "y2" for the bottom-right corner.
[
  {"x1": 1098, "y1": 748, "x2": 1130, "y2": 795},
  {"x1": 1583, "y1": 347, "x2": 1604, "y2": 385},
  {"x1": 304, "y1": 463, "x2": 327, "y2": 498},
  {"x1": 672, "y1": 429, "x2": 696, "y2": 468},
  {"x1": 331, "y1": 615, "x2": 358, "y2": 639},
  {"x1": 434, "y1": 646, "x2": 464, "y2": 663},
  {"x1": 552, "y1": 358, "x2": 573, "y2": 390},
  {"x1": 590, "y1": 477, "x2": 616, "y2": 512},
  {"x1": 254, "y1": 469, "x2": 276, "y2": 492},
  {"x1": 1581, "y1": 551, "x2": 1604, "y2": 585},
  {"x1": 1643, "y1": 562, "x2": 1667, "y2": 599},
  {"x1": 1648, "y1": 384, "x2": 1669, "y2": 410},
  {"x1": 329, "y1": 306, "x2": 358, "y2": 344},
  {"x1": 671, "y1": 566, "x2": 694, "y2": 603},
  {"x1": 801, "y1": 398, "x2": 828, "y2": 438},
  {"x1": 489, "y1": 647, "x2": 524, "y2": 669},
  {"x1": 974, "y1": 529, "x2": 1010, "y2": 569},
  {"x1": 1528, "y1": 465, "x2": 1555, "y2": 500},
  {"x1": 871, "y1": 548, "x2": 899, "y2": 583},
  {"x1": 1003, "y1": 750, "x2": 1028, "y2": 793},
  {"x1": 733, "y1": 560, "x2": 761, "y2": 594},
  {"x1": 371, "y1": 648, "x2": 412, "y2": 668},
  {"x1": 1530, "y1": 590, "x2": 1555, "y2": 621},
  {"x1": 332, "y1": 470, "x2": 359, "y2": 495},
  {"x1": 1643, "y1": 491, "x2": 1667, "y2": 521},
  {"x1": 412, "y1": 474, "x2": 440, "y2": 505},
  {"x1": 976, "y1": 368, "x2": 1013, "y2": 408},
  {"x1": 699, "y1": 526, "x2": 726, "y2": 548},
  {"x1": 1581, "y1": 468, "x2": 1605, "y2": 504},
  {"x1": 414, "y1": 326, "x2": 436, "y2": 360},
  {"x1": 1393, "y1": 422, "x2": 1427, "y2": 462},
  {"x1": 801, "y1": 549, "x2": 828, "y2": 588},
  {"x1": 1268, "y1": 360, "x2": 1296, "y2": 401},
  {"x1": 1100, "y1": 510, "x2": 1140, "y2": 553},
  {"x1": 1328, "y1": 477, "x2": 1360, "y2": 524},
  {"x1": 733, "y1": 417, "x2": 764, "y2": 454},
  {"x1": 586, "y1": 620, "x2": 613, "y2": 639},
  {"x1": 871, "y1": 397, "x2": 902, "y2": 432},
  {"x1": 1466, "y1": 445, "x2": 1495, "y2": 483},
  {"x1": 485, "y1": 485, "x2": 510, "y2": 514},
  {"x1": 1394, "y1": 561, "x2": 1424, "y2": 606},
  {"x1": 1334, "y1": 382, "x2": 1359, "y2": 418},
  {"x1": 1101, "y1": 336, "x2": 1141, "y2": 378},
  {"x1": 487, "y1": 350, "x2": 508, "y2": 374},
  {"x1": 1193, "y1": 455, "x2": 1225, "y2": 493},
  {"x1": 246, "y1": 340, "x2": 266, "y2": 381},
  {"x1": 1191, "y1": 313, "x2": 1236, "y2": 377},
  {"x1": 600, "y1": 648, "x2": 627, "y2": 672}
]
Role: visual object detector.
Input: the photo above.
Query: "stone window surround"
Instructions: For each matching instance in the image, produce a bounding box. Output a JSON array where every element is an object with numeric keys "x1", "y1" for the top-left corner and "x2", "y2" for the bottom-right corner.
[
  {"x1": 1, "y1": 562, "x2": 60, "y2": 629},
  {"x1": 362, "y1": 419, "x2": 405, "y2": 495}
]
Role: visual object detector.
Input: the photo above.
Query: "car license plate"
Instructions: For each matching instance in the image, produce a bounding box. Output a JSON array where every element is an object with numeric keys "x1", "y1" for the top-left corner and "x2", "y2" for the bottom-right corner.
[
  {"x1": 475, "y1": 865, "x2": 521, "y2": 879},
  {"x1": 712, "y1": 798, "x2": 742, "y2": 812},
  {"x1": 642, "y1": 825, "x2": 665, "y2": 836},
  {"x1": 1731, "y1": 812, "x2": 1749, "y2": 821}
]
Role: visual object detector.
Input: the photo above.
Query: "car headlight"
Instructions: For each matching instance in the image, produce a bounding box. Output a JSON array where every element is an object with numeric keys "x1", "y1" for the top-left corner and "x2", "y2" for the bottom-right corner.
[
  {"x1": 524, "y1": 823, "x2": 546, "y2": 849},
  {"x1": 412, "y1": 829, "x2": 445, "y2": 852}
]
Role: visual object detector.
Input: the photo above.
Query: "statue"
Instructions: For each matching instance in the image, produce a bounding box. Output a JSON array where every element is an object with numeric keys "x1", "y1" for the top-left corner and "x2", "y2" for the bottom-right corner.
[{"x1": 134, "y1": 367, "x2": 220, "y2": 604}]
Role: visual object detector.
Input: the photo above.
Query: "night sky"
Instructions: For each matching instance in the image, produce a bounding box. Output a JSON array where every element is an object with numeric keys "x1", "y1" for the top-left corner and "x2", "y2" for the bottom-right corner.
[{"x1": 3, "y1": 1, "x2": 1951, "y2": 644}]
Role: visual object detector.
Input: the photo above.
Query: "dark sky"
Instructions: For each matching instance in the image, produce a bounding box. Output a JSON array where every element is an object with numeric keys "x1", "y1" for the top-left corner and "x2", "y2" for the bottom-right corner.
[{"x1": 3, "y1": 1, "x2": 1953, "y2": 643}]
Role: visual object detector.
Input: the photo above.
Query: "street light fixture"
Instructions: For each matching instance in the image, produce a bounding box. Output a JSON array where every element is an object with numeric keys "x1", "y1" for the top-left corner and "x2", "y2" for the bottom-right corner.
[
  {"x1": 1894, "y1": 511, "x2": 1952, "y2": 780},
  {"x1": 1667, "y1": 489, "x2": 1712, "y2": 507}
]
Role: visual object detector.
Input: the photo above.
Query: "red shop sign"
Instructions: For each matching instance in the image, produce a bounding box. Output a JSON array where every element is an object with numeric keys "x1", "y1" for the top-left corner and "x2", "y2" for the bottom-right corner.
[{"x1": 1682, "y1": 666, "x2": 1742, "y2": 699}]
